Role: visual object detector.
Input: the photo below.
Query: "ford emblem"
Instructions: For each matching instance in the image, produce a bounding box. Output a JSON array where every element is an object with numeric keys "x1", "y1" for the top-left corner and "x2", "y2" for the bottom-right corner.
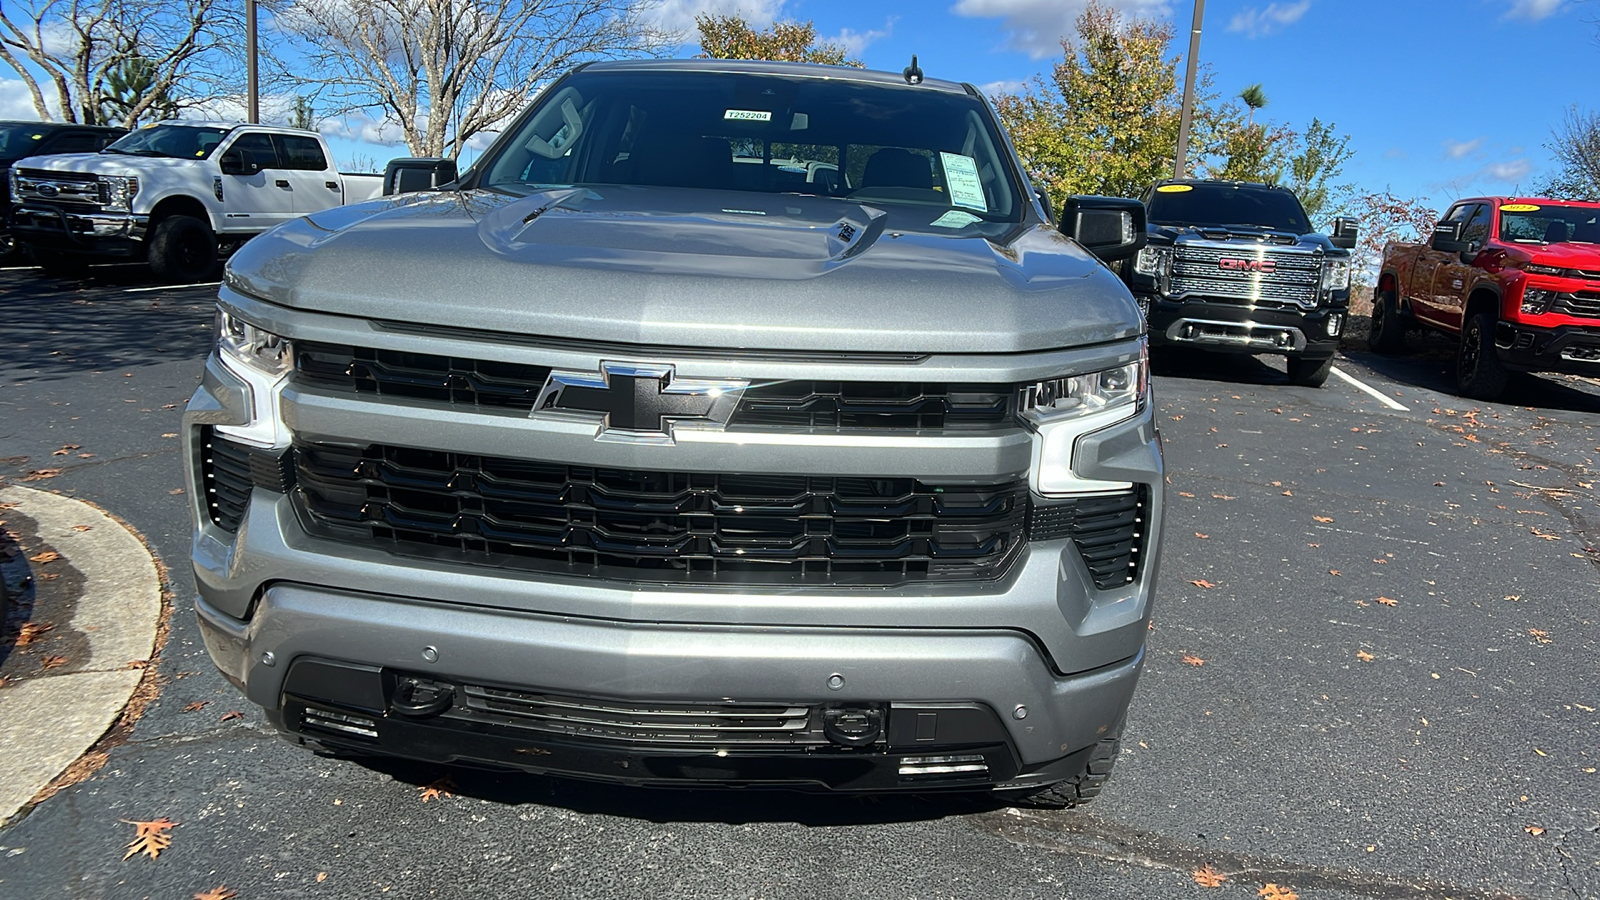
[{"x1": 36, "y1": 183, "x2": 60, "y2": 198}]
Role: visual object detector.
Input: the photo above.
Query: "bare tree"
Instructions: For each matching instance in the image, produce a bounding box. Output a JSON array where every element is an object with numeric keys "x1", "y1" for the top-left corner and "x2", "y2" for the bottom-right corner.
[
  {"x1": 268, "y1": 0, "x2": 669, "y2": 158},
  {"x1": 0, "y1": 0, "x2": 237, "y2": 127},
  {"x1": 1538, "y1": 106, "x2": 1600, "y2": 200}
]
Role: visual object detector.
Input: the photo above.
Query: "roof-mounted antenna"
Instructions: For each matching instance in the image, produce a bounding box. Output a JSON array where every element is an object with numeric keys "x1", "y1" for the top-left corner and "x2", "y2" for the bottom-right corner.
[{"x1": 903, "y1": 55, "x2": 924, "y2": 85}]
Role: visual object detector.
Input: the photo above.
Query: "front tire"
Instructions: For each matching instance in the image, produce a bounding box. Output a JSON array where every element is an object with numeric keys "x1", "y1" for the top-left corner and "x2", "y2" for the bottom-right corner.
[
  {"x1": 1368, "y1": 289, "x2": 1406, "y2": 354},
  {"x1": 147, "y1": 215, "x2": 217, "y2": 282},
  {"x1": 1286, "y1": 354, "x2": 1334, "y2": 387},
  {"x1": 1002, "y1": 737, "x2": 1120, "y2": 809},
  {"x1": 1456, "y1": 311, "x2": 1508, "y2": 401}
]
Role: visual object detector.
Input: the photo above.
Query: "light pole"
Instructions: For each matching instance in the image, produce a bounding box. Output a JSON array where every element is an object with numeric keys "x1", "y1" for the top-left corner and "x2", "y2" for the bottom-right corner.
[
  {"x1": 246, "y1": 0, "x2": 259, "y2": 124},
  {"x1": 1172, "y1": 0, "x2": 1204, "y2": 179}
]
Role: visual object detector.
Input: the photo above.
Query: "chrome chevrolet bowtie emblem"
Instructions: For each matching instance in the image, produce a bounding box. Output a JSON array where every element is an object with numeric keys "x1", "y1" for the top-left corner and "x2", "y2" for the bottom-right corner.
[{"x1": 535, "y1": 363, "x2": 746, "y2": 443}]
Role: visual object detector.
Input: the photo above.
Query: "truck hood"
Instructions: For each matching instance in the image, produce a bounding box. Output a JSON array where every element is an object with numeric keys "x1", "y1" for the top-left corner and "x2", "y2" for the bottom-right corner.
[
  {"x1": 1151, "y1": 223, "x2": 1342, "y2": 253},
  {"x1": 225, "y1": 186, "x2": 1141, "y2": 354},
  {"x1": 1529, "y1": 242, "x2": 1600, "y2": 267},
  {"x1": 13, "y1": 152, "x2": 190, "y2": 177}
]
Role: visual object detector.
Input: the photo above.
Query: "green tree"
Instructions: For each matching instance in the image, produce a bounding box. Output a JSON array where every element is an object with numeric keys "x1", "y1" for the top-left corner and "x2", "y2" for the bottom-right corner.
[
  {"x1": 694, "y1": 14, "x2": 861, "y2": 67},
  {"x1": 98, "y1": 56, "x2": 180, "y2": 126},
  {"x1": 1213, "y1": 119, "x2": 1290, "y2": 185},
  {"x1": 1284, "y1": 118, "x2": 1355, "y2": 223},
  {"x1": 288, "y1": 95, "x2": 316, "y2": 131},
  {"x1": 1238, "y1": 83, "x2": 1267, "y2": 125},
  {"x1": 992, "y1": 1, "x2": 1228, "y2": 206}
]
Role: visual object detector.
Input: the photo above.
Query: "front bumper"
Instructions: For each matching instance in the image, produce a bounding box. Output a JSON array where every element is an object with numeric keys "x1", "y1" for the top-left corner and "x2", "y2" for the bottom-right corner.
[
  {"x1": 1144, "y1": 296, "x2": 1342, "y2": 358},
  {"x1": 10, "y1": 204, "x2": 148, "y2": 256},
  {"x1": 1495, "y1": 321, "x2": 1600, "y2": 375}
]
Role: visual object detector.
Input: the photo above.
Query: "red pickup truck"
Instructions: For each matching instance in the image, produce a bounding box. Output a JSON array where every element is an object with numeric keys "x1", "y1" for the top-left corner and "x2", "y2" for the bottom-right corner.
[{"x1": 1371, "y1": 196, "x2": 1600, "y2": 399}]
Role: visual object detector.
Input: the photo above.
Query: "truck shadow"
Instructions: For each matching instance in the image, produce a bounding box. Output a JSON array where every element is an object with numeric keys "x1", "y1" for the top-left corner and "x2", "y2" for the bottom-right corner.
[
  {"x1": 1340, "y1": 341, "x2": 1600, "y2": 416},
  {"x1": 1149, "y1": 347, "x2": 1295, "y2": 387},
  {"x1": 356, "y1": 755, "x2": 1007, "y2": 826},
  {"x1": 0, "y1": 266, "x2": 217, "y2": 383}
]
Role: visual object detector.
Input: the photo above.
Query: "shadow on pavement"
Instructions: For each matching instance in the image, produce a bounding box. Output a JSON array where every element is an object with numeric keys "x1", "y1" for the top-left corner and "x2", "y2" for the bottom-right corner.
[
  {"x1": 355, "y1": 755, "x2": 1005, "y2": 826},
  {"x1": 0, "y1": 265, "x2": 218, "y2": 382},
  {"x1": 1149, "y1": 347, "x2": 1293, "y2": 387},
  {"x1": 1341, "y1": 343, "x2": 1600, "y2": 415}
]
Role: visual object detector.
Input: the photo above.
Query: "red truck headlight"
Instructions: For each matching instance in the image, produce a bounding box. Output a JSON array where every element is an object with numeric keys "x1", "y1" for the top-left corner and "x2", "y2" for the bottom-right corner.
[{"x1": 1521, "y1": 289, "x2": 1556, "y2": 316}]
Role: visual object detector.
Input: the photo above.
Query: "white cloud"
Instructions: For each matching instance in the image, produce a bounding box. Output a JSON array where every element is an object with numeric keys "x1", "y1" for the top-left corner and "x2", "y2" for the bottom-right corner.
[
  {"x1": 1484, "y1": 159, "x2": 1531, "y2": 181},
  {"x1": 1503, "y1": 0, "x2": 1563, "y2": 21},
  {"x1": 951, "y1": 0, "x2": 1171, "y2": 59},
  {"x1": 1227, "y1": 1, "x2": 1312, "y2": 38},
  {"x1": 979, "y1": 79, "x2": 1027, "y2": 97},
  {"x1": 1443, "y1": 137, "x2": 1484, "y2": 160},
  {"x1": 0, "y1": 79, "x2": 48, "y2": 120},
  {"x1": 826, "y1": 20, "x2": 894, "y2": 57},
  {"x1": 644, "y1": 0, "x2": 787, "y2": 41}
]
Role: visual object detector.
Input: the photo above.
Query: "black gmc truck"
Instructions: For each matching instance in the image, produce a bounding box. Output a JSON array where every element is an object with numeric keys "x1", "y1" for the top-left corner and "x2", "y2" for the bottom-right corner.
[{"x1": 1120, "y1": 179, "x2": 1358, "y2": 387}]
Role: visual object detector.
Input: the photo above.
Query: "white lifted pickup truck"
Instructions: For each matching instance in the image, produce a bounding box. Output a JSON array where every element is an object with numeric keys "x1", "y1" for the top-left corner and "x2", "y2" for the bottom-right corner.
[{"x1": 9, "y1": 121, "x2": 384, "y2": 280}]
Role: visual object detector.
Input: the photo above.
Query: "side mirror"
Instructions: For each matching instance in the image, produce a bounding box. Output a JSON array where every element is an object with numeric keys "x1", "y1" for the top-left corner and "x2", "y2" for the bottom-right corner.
[
  {"x1": 220, "y1": 148, "x2": 259, "y2": 176},
  {"x1": 1329, "y1": 216, "x2": 1359, "y2": 250},
  {"x1": 383, "y1": 157, "x2": 458, "y2": 195},
  {"x1": 1429, "y1": 220, "x2": 1466, "y2": 253},
  {"x1": 1059, "y1": 195, "x2": 1147, "y2": 262},
  {"x1": 1034, "y1": 186, "x2": 1055, "y2": 226}
]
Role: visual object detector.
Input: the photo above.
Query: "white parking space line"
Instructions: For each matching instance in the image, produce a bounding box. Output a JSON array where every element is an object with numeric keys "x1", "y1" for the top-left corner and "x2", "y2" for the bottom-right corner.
[
  {"x1": 123, "y1": 281, "x2": 220, "y2": 294},
  {"x1": 1332, "y1": 366, "x2": 1409, "y2": 412}
]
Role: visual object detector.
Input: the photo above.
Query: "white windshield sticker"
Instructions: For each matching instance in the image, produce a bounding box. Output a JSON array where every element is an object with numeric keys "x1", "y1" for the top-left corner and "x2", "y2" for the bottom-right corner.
[
  {"x1": 940, "y1": 152, "x2": 987, "y2": 211},
  {"x1": 931, "y1": 210, "x2": 981, "y2": 228},
  {"x1": 724, "y1": 109, "x2": 773, "y2": 122}
]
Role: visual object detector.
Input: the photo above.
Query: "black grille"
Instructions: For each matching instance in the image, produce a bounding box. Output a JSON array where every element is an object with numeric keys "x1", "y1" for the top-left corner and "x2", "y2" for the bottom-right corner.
[
  {"x1": 456, "y1": 687, "x2": 827, "y2": 747},
  {"x1": 1170, "y1": 244, "x2": 1321, "y2": 307},
  {"x1": 199, "y1": 428, "x2": 295, "y2": 533},
  {"x1": 295, "y1": 343, "x2": 1014, "y2": 431},
  {"x1": 1029, "y1": 488, "x2": 1149, "y2": 589},
  {"x1": 293, "y1": 441, "x2": 1027, "y2": 585},
  {"x1": 1552, "y1": 292, "x2": 1600, "y2": 319}
]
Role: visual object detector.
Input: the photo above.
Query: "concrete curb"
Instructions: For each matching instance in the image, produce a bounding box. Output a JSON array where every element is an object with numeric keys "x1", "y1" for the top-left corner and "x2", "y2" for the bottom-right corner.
[{"x1": 0, "y1": 485, "x2": 162, "y2": 824}]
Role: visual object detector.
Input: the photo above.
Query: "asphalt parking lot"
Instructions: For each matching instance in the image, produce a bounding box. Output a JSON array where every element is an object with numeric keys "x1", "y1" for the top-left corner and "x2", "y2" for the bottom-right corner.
[{"x1": 0, "y1": 262, "x2": 1596, "y2": 899}]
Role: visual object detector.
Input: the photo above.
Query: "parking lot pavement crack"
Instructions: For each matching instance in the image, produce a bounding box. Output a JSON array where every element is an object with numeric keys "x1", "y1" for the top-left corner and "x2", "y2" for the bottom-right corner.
[{"x1": 976, "y1": 810, "x2": 1534, "y2": 900}]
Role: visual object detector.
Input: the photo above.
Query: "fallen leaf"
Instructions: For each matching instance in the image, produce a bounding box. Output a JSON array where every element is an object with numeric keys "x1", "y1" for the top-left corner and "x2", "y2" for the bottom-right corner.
[
  {"x1": 161, "y1": 433, "x2": 178, "y2": 438},
  {"x1": 1178, "y1": 491, "x2": 1195, "y2": 498},
  {"x1": 51, "y1": 444, "x2": 81, "y2": 456},
  {"x1": 1189, "y1": 579, "x2": 1216, "y2": 589},
  {"x1": 41, "y1": 655, "x2": 68, "y2": 669},
  {"x1": 1534, "y1": 747, "x2": 1548, "y2": 757},
  {"x1": 168, "y1": 488, "x2": 185, "y2": 495},
  {"x1": 121, "y1": 817, "x2": 176, "y2": 860},
  {"x1": 23, "y1": 468, "x2": 63, "y2": 481},
  {"x1": 419, "y1": 775, "x2": 456, "y2": 802},
  {"x1": 1524, "y1": 825, "x2": 1545, "y2": 836},
  {"x1": 1328, "y1": 569, "x2": 1341, "y2": 576},
  {"x1": 1192, "y1": 866, "x2": 1227, "y2": 888},
  {"x1": 124, "y1": 659, "x2": 149, "y2": 669},
  {"x1": 1356, "y1": 650, "x2": 1376, "y2": 662},
  {"x1": 1281, "y1": 490, "x2": 1293, "y2": 496},
  {"x1": 15, "y1": 622, "x2": 55, "y2": 646},
  {"x1": 76, "y1": 453, "x2": 96, "y2": 459},
  {"x1": 182, "y1": 701, "x2": 210, "y2": 713},
  {"x1": 1182, "y1": 655, "x2": 1206, "y2": 667},
  {"x1": 193, "y1": 887, "x2": 236, "y2": 900},
  {"x1": 1531, "y1": 529, "x2": 1560, "y2": 541},
  {"x1": 1528, "y1": 629, "x2": 1553, "y2": 645},
  {"x1": 1194, "y1": 532, "x2": 1209, "y2": 539},
  {"x1": 1211, "y1": 493, "x2": 1236, "y2": 500},
  {"x1": 1258, "y1": 885, "x2": 1299, "y2": 900},
  {"x1": 218, "y1": 711, "x2": 243, "y2": 722},
  {"x1": 29, "y1": 550, "x2": 61, "y2": 564},
  {"x1": 317, "y1": 872, "x2": 327, "y2": 882},
  {"x1": 1313, "y1": 516, "x2": 1333, "y2": 523},
  {"x1": 1376, "y1": 597, "x2": 1398, "y2": 607},
  {"x1": 71, "y1": 524, "x2": 92, "y2": 532}
]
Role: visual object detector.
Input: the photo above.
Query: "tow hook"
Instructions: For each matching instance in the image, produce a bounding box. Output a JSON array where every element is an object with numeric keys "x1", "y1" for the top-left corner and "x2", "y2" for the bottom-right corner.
[{"x1": 391, "y1": 676, "x2": 455, "y2": 717}]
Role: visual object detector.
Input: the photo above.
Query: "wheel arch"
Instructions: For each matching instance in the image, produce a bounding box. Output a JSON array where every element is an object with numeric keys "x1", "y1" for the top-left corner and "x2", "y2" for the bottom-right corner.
[
  {"x1": 147, "y1": 195, "x2": 214, "y2": 232},
  {"x1": 1465, "y1": 285, "x2": 1502, "y2": 323}
]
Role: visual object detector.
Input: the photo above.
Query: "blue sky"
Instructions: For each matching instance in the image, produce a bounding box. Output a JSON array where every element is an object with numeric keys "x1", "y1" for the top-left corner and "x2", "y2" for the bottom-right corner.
[{"x1": 638, "y1": 0, "x2": 1597, "y2": 218}]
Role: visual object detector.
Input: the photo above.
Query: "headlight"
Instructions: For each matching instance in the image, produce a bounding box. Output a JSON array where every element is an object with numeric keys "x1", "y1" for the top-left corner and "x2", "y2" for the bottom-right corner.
[
  {"x1": 99, "y1": 175, "x2": 139, "y2": 212},
  {"x1": 1521, "y1": 288, "x2": 1555, "y2": 316},
  {"x1": 1024, "y1": 347, "x2": 1148, "y2": 497},
  {"x1": 1133, "y1": 246, "x2": 1172, "y2": 277},
  {"x1": 1321, "y1": 259, "x2": 1350, "y2": 292},
  {"x1": 7, "y1": 167, "x2": 18, "y2": 200},
  {"x1": 1524, "y1": 264, "x2": 1563, "y2": 276},
  {"x1": 216, "y1": 308, "x2": 292, "y2": 377}
]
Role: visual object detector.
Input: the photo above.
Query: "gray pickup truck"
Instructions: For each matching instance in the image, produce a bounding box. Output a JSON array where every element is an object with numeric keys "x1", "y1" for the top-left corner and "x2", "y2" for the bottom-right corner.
[{"x1": 184, "y1": 58, "x2": 1164, "y2": 806}]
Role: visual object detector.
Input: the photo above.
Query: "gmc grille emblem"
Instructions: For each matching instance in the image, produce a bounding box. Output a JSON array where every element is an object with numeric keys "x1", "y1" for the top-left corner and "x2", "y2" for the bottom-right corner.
[
  {"x1": 535, "y1": 362, "x2": 747, "y2": 444},
  {"x1": 1219, "y1": 258, "x2": 1275, "y2": 274}
]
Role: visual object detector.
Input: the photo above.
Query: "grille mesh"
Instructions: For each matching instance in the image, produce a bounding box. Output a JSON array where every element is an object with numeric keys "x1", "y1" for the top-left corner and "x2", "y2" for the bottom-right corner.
[
  {"x1": 293, "y1": 441, "x2": 1027, "y2": 585},
  {"x1": 457, "y1": 687, "x2": 827, "y2": 746},
  {"x1": 1170, "y1": 244, "x2": 1321, "y2": 307},
  {"x1": 1552, "y1": 292, "x2": 1600, "y2": 319},
  {"x1": 1029, "y1": 488, "x2": 1149, "y2": 589}
]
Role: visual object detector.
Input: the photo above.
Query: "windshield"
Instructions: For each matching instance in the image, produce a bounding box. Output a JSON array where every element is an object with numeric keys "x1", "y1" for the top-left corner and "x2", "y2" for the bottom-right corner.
[
  {"x1": 104, "y1": 124, "x2": 230, "y2": 160},
  {"x1": 1146, "y1": 183, "x2": 1312, "y2": 234},
  {"x1": 1498, "y1": 203, "x2": 1600, "y2": 245},
  {"x1": 479, "y1": 69, "x2": 1023, "y2": 222},
  {"x1": 0, "y1": 124, "x2": 48, "y2": 159}
]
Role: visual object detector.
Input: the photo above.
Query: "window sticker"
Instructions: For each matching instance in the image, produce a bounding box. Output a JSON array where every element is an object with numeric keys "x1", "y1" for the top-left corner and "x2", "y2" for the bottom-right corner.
[
  {"x1": 1156, "y1": 184, "x2": 1193, "y2": 193},
  {"x1": 931, "y1": 210, "x2": 981, "y2": 228},
  {"x1": 939, "y1": 152, "x2": 987, "y2": 212},
  {"x1": 1500, "y1": 203, "x2": 1541, "y2": 212},
  {"x1": 723, "y1": 109, "x2": 772, "y2": 122}
]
